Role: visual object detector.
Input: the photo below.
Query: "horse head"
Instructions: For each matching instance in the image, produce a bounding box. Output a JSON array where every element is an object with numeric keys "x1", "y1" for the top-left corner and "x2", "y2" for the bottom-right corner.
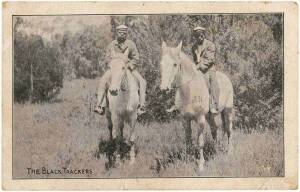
[
  {"x1": 108, "y1": 48, "x2": 129, "y2": 96},
  {"x1": 160, "y1": 41, "x2": 183, "y2": 91}
]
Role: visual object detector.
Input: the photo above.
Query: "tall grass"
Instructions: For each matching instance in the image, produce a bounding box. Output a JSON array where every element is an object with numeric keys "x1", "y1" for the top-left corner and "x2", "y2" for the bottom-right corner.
[{"x1": 13, "y1": 79, "x2": 284, "y2": 178}]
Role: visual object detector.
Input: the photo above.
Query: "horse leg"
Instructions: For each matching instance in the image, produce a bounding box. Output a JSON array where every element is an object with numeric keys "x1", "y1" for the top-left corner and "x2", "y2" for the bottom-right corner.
[
  {"x1": 196, "y1": 114, "x2": 206, "y2": 172},
  {"x1": 209, "y1": 113, "x2": 222, "y2": 143},
  {"x1": 208, "y1": 114, "x2": 217, "y2": 142},
  {"x1": 223, "y1": 108, "x2": 233, "y2": 145},
  {"x1": 106, "y1": 112, "x2": 113, "y2": 140},
  {"x1": 221, "y1": 111, "x2": 227, "y2": 139},
  {"x1": 110, "y1": 112, "x2": 121, "y2": 165},
  {"x1": 110, "y1": 112, "x2": 118, "y2": 140},
  {"x1": 116, "y1": 115, "x2": 124, "y2": 141},
  {"x1": 117, "y1": 116, "x2": 125, "y2": 158},
  {"x1": 182, "y1": 116, "x2": 192, "y2": 155},
  {"x1": 129, "y1": 113, "x2": 137, "y2": 164}
]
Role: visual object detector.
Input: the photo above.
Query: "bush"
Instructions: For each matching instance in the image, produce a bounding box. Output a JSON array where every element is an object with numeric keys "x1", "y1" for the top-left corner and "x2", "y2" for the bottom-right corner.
[
  {"x1": 110, "y1": 15, "x2": 283, "y2": 130},
  {"x1": 13, "y1": 15, "x2": 283, "y2": 131},
  {"x1": 14, "y1": 32, "x2": 63, "y2": 102},
  {"x1": 55, "y1": 25, "x2": 112, "y2": 79}
]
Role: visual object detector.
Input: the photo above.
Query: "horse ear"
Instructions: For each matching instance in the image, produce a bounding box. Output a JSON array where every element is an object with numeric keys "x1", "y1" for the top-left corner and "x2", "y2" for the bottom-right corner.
[{"x1": 176, "y1": 41, "x2": 182, "y2": 57}]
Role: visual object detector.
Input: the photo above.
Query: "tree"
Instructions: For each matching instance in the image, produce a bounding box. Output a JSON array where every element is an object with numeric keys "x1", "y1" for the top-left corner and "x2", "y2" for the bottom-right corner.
[
  {"x1": 14, "y1": 31, "x2": 63, "y2": 102},
  {"x1": 108, "y1": 14, "x2": 283, "y2": 129}
]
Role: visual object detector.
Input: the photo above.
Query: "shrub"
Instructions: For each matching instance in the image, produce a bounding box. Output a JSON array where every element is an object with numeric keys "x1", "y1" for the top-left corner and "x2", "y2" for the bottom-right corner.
[{"x1": 14, "y1": 32, "x2": 63, "y2": 102}]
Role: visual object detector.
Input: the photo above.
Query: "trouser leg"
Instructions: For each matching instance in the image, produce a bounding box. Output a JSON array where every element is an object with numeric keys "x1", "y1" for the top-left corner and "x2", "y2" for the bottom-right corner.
[
  {"x1": 208, "y1": 70, "x2": 219, "y2": 111},
  {"x1": 131, "y1": 70, "x2": 146, "y2": 107},
  {"x1": 96, "y1": 70, "x2": 111, "y2": 107}
]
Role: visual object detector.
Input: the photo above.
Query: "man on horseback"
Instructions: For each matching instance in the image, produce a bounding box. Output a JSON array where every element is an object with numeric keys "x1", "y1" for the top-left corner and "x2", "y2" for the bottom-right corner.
[
  {"x1": 94, "y1": 24, "x2": 146, "y2": 115},
  {"x1": 168, "y1": 26, "x2": 219, "y2": 114}
]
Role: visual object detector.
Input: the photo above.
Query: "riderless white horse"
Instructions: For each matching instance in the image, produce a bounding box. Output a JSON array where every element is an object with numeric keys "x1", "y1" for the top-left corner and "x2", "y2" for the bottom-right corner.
[{"x1": 160, "y1": 41, "x2": 234, "y2": 171}]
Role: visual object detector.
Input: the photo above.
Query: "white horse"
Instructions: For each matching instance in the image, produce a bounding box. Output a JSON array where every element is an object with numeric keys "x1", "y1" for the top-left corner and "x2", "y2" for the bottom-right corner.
[
  {"x1": 106, "y1": 49, "x2": 140, "y2": 164},
  {"x1": 160, "y1": 41, "x2": 234, "y2": 171}
]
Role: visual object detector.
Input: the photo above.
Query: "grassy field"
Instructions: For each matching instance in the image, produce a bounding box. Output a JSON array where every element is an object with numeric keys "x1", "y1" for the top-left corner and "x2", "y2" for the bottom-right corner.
[{"x1": 13, "y1": 79, "x2": 284, "y2": 178}]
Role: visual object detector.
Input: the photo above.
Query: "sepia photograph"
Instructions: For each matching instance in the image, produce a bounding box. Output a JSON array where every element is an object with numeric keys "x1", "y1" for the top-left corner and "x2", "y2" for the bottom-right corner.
[
  {"x1": 2, "y1": 1, "x2": 298, "y2": 190},
  {"x1": 12, "y1": 13, "x2": 284, "y2": 178}
]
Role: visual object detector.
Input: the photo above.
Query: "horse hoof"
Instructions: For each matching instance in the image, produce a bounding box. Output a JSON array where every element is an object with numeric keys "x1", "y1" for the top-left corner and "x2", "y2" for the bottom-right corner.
[
  {"x1": 198, "y1": 164, "x2": 204, "y2": 172},
  {"x1": 227, "y1": 144, "x2": 232, "y2": 154},
  {"x1": 130, "y1": 152, "x2": 135, "y2": 165},
  {"x1": 196, "y1": 159, "x2": 205, "y2": 172},
  {"x1": 130, "y1": 158, "x2": 135, "y2": 165},
  {"x1": 127, "y1": 106, "x2": 133, "y2": 111},
  {"x1": 115, "y1": 154, "x2": 121, "y2": 166}
]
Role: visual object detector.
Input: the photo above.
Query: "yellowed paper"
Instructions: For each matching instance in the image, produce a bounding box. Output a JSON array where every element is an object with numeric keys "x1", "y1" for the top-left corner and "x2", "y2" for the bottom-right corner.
[{"x1": 2, "y1": 1, "x2": 298, "y2": 190}]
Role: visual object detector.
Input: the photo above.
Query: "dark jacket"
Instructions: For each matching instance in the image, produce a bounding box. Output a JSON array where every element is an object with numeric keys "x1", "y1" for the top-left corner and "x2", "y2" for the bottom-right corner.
[
  {"x1": 192, "y1": 39, "x2": 216, "y2": 72},
  {"x1": 104, "y1": 39, "x2": 139, "y2": 69}
]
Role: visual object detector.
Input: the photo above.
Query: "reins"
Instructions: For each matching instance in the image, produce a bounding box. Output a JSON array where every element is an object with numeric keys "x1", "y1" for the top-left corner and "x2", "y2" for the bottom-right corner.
[{"x1": 175, "y1": 55, "x2": 199, "y2": 88}]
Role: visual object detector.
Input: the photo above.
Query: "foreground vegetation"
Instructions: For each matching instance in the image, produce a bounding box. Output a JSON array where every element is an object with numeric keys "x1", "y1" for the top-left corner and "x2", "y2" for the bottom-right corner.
[{"x1": 13, "y1": 79, "x2": 283, "y2": 178}]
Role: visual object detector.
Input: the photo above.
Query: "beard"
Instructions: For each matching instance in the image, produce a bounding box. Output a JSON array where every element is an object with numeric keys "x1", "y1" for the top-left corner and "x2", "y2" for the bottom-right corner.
[
  {"x1": 117, "y1": 36, "x2": 126, "y2": 43},
  {"x1": 196, "y1": 38, "x2": 204, "y2": 45}
]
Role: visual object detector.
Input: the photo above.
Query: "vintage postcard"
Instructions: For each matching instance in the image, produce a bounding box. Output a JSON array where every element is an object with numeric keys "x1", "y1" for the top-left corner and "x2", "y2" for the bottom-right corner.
[{"x1": 2, "y1": 1, "x2": 298, "y2": 190}]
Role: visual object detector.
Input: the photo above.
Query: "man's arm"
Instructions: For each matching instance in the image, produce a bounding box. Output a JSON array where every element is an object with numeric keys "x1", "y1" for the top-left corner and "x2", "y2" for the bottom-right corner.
[
  {"x1": 128, "y1": 41, "x2": 139, "y2": 70},
  {"x1": 191, "y1": 44, "x2": 199, "y2": 64},
  {"x1": 199, "y1": 42, "x2": 215, "y2": 68}
]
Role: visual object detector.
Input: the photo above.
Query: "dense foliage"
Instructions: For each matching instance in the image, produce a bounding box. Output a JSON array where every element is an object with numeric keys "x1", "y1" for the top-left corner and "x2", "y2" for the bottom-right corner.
[
  {"x1": 111, "y1": 14, "x2": 283, "y2": 130},
  {"x1": 14, "y1": 27, "x2": 63, "y2": 102},
  {"x1": 14, "y1": 14, "x2": 283, "y2": 130},
  {"x1": 14, "y1": 17, "x2": 111, "y2": 102}
]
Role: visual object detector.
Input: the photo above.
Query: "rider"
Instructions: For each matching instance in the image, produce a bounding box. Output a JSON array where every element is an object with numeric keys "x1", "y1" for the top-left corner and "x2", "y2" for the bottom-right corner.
[
  {"x1": 167, "y1": 26, "x2": 219, "y2": 114},
  {"x1": 94, "y1": 24, "x2": 146, "y2": 115}
]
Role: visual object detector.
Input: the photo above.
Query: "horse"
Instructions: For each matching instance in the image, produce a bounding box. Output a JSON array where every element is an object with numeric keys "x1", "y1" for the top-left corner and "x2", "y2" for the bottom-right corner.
[
  {"x1": 160, "y1": 41, "x2": 234, "y2": 171},
  {"x1": 105, "y1": 48, "x2": 140, "y2": 164}
]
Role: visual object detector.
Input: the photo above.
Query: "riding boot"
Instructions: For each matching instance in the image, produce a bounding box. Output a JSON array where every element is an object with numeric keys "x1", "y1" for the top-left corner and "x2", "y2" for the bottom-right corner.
[
  {"x1": 95, "y1": 88, "x2": 107, "y2": 115},
  {"x1": 94, "y1": 105, "x2": 105, "y2": 115}
]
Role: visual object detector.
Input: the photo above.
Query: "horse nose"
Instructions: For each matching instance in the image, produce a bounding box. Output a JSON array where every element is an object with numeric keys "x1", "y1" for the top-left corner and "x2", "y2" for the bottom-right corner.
[
  {"x1": 171, "y1": 82, "x2": 177, "y2": 89},
  {"x1": 160, "y1": 85, "x2": 168, "y2": 91},
  {"x1": 109, "y1": 89, "x2": 118, "y2": 96},
  {"x1": 160, "y1": 87, "x2": 169, "y2": 92}
]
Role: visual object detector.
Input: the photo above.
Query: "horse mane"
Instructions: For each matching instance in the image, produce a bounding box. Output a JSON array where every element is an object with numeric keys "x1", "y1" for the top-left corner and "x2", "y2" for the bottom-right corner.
[
  {"x1": 109, "y1": 58, "x2": 137, "y2": 90},
  {"x1": 108, "y1": 57, "x2": 139, "y2": 110},
  {"x1": 178, "y1": 51, "x2": 203, "y2": 83}
]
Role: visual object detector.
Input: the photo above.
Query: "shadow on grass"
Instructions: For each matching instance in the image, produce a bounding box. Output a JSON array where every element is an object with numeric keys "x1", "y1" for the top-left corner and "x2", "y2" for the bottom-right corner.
[
  {"x1": 150, "y1": 141, "x2": 217, "y2": 174},
  {"x1": 95, "y1": 138, "x2": 217, "y2": 174},
  {"x1": 95, "y1": 138, "x2": 131, "y2": 170}
]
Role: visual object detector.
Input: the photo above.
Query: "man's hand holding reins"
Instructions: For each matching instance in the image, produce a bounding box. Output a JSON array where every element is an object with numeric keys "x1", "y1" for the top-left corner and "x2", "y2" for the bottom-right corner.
[{"x1": 126, "y1": 61, "x2": 135, "y2": 72}]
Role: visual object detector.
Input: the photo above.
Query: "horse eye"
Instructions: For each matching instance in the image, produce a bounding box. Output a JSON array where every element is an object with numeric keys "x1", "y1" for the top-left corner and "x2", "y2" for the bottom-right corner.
[{"x1": 173, "y1": 63, "x2": 177, "y2": 67}]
